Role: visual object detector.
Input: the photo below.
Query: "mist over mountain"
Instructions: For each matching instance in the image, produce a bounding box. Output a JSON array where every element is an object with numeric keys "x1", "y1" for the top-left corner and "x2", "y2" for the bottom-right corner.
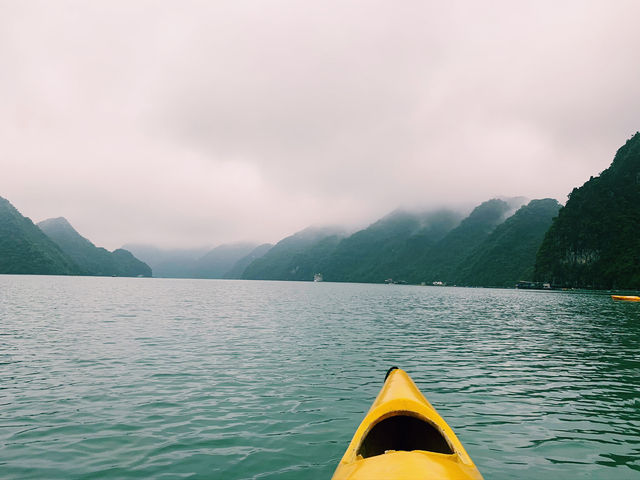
[
  {"x1": 535, "y1": 132, "x2": 640, "y2": 289},
  {"x1": 192, "y1": 243, "x2": 261, "y2": 279},
  {"x1": 237, "y1": 197, "x2": 540, "y2": 285},
  {"x1": 5, "y1": 129, "x2": 638, "y2": 290},
  {"x1": 123, "y1": 244, "x2": 210, "y2": 278},
  {"x1": 320, "y1": 209, "x2": 464, "y2": 283},
  {"x1": 124, "y1": 242, "x2": 270, "y2": 279},
  {"x1": 38, "y1": 217, "x2": 151, "y2": 277},
  {"x1": 398, "y1": 198, "x2": 521, "y2": 284},
  {"x1": 0, "y1": 197, "x2": 80, "y2": 275},
  {"x1": 114, "y1": 131, "x2": 640, "y2": 289},
  {"x1": 456, "y1": 198, "x2": 561, "y2": 287},
  {"x1": 224, "y1": 244, "x2": 273, "y2": 279}
]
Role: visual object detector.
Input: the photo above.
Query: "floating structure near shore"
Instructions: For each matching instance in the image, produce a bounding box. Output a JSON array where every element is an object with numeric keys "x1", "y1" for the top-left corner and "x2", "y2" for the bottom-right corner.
[{"x1": 516, "y1": 281, "x2": 552, "y2": 290}]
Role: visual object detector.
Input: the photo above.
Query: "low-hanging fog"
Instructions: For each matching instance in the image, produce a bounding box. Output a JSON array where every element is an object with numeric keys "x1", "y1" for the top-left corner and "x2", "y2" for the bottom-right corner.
[{"x1": 2, "y1": 0, "x2": 639, "y2": 249}]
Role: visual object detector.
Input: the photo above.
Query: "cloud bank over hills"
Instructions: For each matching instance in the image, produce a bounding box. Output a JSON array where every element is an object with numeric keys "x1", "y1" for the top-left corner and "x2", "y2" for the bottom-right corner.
[{"x1": 1, "y1": 1, "x2": 639, "y2": 249}]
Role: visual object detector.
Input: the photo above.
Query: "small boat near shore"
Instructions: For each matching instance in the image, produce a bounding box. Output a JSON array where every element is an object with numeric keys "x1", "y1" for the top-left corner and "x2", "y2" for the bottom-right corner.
[
  {"x1": 332, "y1": 367, "x2": 483, "y2": 480},
  {"x1": 611, "y1": 295, "x2": 640, "y2": 301}
]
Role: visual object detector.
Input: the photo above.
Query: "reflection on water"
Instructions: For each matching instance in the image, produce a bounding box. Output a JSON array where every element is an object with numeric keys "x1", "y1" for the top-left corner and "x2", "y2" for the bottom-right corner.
[{"x1": 1, "y1": 276, "x2": 639, "y2": 479}]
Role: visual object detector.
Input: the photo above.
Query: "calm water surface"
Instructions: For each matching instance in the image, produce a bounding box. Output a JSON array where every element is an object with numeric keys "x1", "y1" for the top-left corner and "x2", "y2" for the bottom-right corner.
[{"x1": 1, "y1": 276, "x2": 639, "y2": 479}]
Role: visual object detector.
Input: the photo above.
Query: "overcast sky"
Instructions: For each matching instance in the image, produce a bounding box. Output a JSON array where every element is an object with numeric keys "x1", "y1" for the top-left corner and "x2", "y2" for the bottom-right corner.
[{"x1": 2, "y1": 0, "x2": 639, "y2": 249}]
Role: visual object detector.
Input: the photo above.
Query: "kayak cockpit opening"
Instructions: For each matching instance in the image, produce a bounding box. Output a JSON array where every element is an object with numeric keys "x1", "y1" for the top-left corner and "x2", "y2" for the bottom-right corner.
[{"x1": 357, "y1": 412, "x2": 453, "y2": 458}]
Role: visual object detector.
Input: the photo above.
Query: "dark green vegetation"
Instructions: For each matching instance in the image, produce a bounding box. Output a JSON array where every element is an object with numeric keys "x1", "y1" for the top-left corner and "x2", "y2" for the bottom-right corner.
[
  {"x1": 457, "y1": 199, "x2": 561, "y2": 287},
  {"x1": 535, "y1": 133, "x2": 640, "y2": 289},
  {"x1": 400, "y1": 198, "x2": 522, "y2": 284},
  {"x1": 238, "y1": 197, "x2": 560, "y2": 287},
  {"x1": 0, "y1": 197, "x2": 81, "y2": 275},
  {"x1": 38, "y1": 217, "x2": 151, "y2": 277},
  {"x1": 242, "y1": 227, "x2": 346, "y2": 281},
  {"x1": 0, "y1": 197, "x2": 150, "y2": 277},
  {"x1": 319, "y1": 209, "x2": 463, "y2": 283}
]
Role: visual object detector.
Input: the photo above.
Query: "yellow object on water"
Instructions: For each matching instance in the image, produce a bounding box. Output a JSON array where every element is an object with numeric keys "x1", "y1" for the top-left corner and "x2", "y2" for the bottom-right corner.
[
  {"x1": 611, "y1": 295, "x2": 640, "y2": 301},
  {"x1": 332, "y1": 368, "x2": 484, "y2": 480}
]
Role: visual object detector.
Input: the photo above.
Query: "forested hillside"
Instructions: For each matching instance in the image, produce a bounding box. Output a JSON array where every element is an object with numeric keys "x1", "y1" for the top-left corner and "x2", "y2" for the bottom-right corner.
[
  {"x1": 320, "y1": 209, "x2": 462, "y2": 283},
  {"x1": 535, "y1": 133, "x2": 640, "y2": 289},
  {"x1": 0, "y1": 198, "x2": 80, "y2": 275},
  {"x1": 456, "y1": 199, "x2": 561, "y2": 287},
  {"x1": 39, "y1": 217, "x2": 151, "y2": 277},
  {"x1": 238, "y1": 197, "x2": 555, "y2": 286},
  {"x1": 401, "y1": 199, "x2": 517, "y2": 284},
  {"x1": 241, "y1": 227, "x2": 346, "y2": 281}
]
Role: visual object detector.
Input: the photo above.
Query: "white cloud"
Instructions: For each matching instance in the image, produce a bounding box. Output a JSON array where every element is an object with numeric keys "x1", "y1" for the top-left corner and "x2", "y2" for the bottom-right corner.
[{"x1": 1, "y1": 0, "x2": 639, "y2": 248}]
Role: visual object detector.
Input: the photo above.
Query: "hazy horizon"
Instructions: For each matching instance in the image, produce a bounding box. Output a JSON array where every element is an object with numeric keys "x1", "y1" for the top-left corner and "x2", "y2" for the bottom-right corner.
[{"x1": 2, "y1": 1, "x2": 639, "y2": 250}]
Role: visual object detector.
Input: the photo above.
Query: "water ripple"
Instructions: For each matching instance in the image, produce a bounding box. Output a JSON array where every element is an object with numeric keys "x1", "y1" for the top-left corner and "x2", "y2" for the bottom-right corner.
[{"x1": 1, "y1": 276, "x2": 639, "y2": 479}]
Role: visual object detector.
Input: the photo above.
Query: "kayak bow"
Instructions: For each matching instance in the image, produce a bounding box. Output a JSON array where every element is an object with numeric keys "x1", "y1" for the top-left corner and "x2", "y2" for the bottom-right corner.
[{"x1": 332, "y1": 368, "x2": 483, "y2": 480}]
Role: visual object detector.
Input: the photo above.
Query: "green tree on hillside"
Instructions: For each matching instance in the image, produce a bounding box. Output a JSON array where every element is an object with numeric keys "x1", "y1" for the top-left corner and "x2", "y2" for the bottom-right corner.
[{"x1": 535, "y1": 132, "x2": 640, "y2": 289}]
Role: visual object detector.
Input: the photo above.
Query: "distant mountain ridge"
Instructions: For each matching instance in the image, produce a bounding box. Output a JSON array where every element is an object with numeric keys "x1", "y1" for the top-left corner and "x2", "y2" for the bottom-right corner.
[
  {"x1": 224, "y1": 244, "x2": 273, "y2": 279},
  {"x1": 0, "y1": 193, "x2": 560, "y2": 285},
  {"x1": 242, "y1": 226, "x2": 347, "y2": 281},
  {"x1": 11, "y1": 127, "x2": 640, "y2": 289},
  {"x1": 400, "y1": 198, "x2": 518, "y2": 284},
  {"x1": 38, "y1": 217, "x2": 151, "y2": 277},
  {"x1": 124, "y1": 242, "x2": 272, "y2": 279},
  {"x1": 192, "y1": 243, "x2": 262, "y2": 279},
  {"x1": 237, "y1": 196, "x2": 557, "y2": 287},
  {"x1": 456, "y1": 198, "x2": 561, "y2": 287},
  {"x1": 121, "y1": 244, "x2": 209, "y2": 278},
  {"x1": 320, "y1": 208, "x2": 464, "y2": 283}
]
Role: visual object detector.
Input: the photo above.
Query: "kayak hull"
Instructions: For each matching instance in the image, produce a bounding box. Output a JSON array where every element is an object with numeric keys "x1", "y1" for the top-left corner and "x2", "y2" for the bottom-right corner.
[
  {"x1": 612, "y1": 295, "x2": 640, "y2": 301},
  {"x1": 332, "y1": 368, "x2": 483, "y2": 480}
]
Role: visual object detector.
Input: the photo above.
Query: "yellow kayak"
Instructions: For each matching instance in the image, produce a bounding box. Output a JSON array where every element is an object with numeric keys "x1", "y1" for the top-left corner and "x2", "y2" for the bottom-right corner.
[
  {"x1": 332, "y1": 367, "x2": 483, "y2": 480},
  {"x1": 611, "y1": 295, "x2": 640, "y2": 301}
]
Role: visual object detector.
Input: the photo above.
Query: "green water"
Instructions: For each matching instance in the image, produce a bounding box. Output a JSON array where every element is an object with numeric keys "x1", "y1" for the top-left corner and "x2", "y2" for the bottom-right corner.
[{"x1": 1, "y1": 276, "x2": 639, "y2": 479}]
